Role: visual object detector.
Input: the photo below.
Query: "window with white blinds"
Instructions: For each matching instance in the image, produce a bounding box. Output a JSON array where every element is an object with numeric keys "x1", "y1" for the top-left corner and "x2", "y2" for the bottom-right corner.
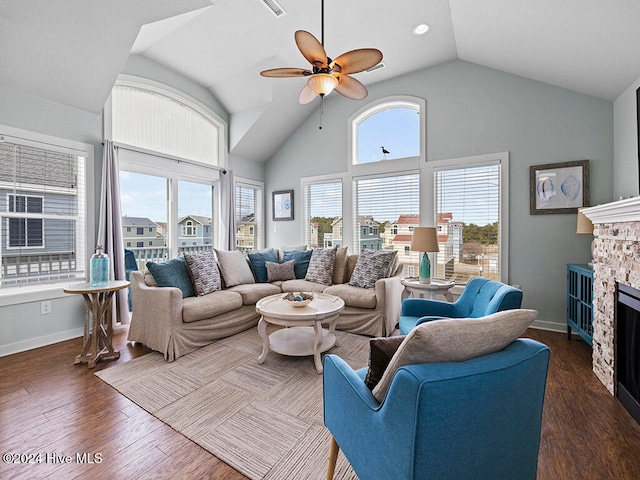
[
  {"x1": 0, "y1": 138, "x2": 87, "y2": 288},
  {"x1": 235, "y1": 181, "x2": 263, "y2": 252},
  {"x1": 434, "y1": 161, "x2": 501, "y2": 284},
  {"x1": 111, "y1": 84, "x2": 222, "y2": 167},
  {"x1": 303, "y1": 180, "x2": 342, "y2": 249},
  {"x1": 353, "y1": 173, "x2": 419, "y2": 253}
]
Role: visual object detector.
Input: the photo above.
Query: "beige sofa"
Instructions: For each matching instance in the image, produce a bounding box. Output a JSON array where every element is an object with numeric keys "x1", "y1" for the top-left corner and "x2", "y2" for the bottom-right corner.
[{"x1": 128, "y1": 250, "x2": 404, "y2": 361}]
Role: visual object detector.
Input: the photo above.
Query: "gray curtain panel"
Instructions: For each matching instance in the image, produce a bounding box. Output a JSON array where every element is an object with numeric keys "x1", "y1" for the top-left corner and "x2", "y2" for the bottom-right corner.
[
  {"x1": 220, "y1": 169, "x2": 236, "y2": 251},
  {"x1": 98, "y1": 140, "x2": 130, "y2": 324}
]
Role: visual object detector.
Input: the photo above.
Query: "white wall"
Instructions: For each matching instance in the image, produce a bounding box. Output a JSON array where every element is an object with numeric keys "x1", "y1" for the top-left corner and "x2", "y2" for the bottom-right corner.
[
  {"x1": 264, "y1": 60, "x2": 614, "y2": 331},
  {"x1": 613, "y1": 74, "x2": 640, "y2": 199}
]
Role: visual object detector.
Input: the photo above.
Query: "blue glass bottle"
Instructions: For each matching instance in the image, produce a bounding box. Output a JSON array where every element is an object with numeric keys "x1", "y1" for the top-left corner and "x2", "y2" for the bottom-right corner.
[{"x1": 90, "y1": 245, "x2": 109, "y2": 287}]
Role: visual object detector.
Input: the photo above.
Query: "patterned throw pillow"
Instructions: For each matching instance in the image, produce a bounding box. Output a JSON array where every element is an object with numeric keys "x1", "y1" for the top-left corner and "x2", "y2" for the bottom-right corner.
[
  {"x1": 305, "y1": 248, "x2": 337, "y2": 285},
  {"x1": 184, "y1": 251, "x2": 221, "y2": 296},
  {"x1": 348, "y1": 250, "x2": 398, "y2": 289},
  {"x1": 265, "y1": 260, "x2": 296, "y2": 281}
]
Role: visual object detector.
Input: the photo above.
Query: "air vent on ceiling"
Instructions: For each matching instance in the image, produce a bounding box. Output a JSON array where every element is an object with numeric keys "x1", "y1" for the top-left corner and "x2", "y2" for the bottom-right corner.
[
  {"x1": 366, "y1": 61, "x2": 386, "y2": 73},
  {"x1": 261, "y1": 0, "x2": 286, "y2": 17}
]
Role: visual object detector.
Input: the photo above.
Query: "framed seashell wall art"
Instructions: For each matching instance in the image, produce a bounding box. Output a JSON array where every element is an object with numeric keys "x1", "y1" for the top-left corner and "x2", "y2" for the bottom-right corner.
[{"x1": 530, "y1": 159, "x2": 589, "y2": 214}]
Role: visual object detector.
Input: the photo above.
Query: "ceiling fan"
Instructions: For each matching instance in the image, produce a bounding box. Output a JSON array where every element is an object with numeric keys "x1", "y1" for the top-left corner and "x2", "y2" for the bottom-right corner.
[{"x1": 260, "y1": 0, "x2": 383, "y2": 105}]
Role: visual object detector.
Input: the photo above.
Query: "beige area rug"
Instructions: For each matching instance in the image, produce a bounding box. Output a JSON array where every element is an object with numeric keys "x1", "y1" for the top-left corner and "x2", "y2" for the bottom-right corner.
[{"x1": 96, "y1": 327, "x2": 371, "y2": 479}]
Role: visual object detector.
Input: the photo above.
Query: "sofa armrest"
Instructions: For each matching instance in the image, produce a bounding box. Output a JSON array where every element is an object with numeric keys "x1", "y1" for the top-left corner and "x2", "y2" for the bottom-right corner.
[
  {"x1": 374, "y1": 264, "x2": 405, "y2": 335},
  {"x1": 128, "y1": 270, "x2": 184, "y2": 358}
]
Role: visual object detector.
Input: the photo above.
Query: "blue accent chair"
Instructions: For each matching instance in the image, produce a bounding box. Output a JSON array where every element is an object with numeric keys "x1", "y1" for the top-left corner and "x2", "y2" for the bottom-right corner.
[
  {"x1": 323, "y1": 338, "x2": 550, "y2": 480},
  {"x1": 124, "y1": 249, "x2": 138, "y2": 311},
  {"x1": 399, "y1": 277, "x2": 523, "y2": 334}
]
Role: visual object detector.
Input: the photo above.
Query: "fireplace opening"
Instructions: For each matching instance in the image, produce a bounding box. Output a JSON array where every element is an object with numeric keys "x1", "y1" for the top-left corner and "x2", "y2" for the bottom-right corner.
[{"x1": 616, "y1": 283, "x2": 640, "y2": 425}]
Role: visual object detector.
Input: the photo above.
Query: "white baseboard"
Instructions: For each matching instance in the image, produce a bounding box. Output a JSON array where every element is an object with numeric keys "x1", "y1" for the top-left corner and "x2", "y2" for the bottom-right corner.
[
  {"x1": 0, "y1": 327, "x2": 84, "y2": 357},
  {"x1": 530, "y1": 319, "x2": 566, "y2": 333}
]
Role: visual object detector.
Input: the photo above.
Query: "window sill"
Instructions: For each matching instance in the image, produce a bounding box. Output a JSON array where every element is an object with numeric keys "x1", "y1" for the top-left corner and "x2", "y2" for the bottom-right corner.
[{"x1": 0, "y1": 284, "x2": 73, "y2": 307}]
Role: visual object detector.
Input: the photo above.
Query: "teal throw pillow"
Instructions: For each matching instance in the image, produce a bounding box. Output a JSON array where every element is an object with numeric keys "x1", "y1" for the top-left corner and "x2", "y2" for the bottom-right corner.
[
  {"x1": 247, "y1": 248, "x2": 279, "y2": 283},
  {"x1": 146, "y1": 257, "x2": 195, "y2": 298},
  {"x1": 283, "y1": 250, "x2": 313, "y2": 279}
]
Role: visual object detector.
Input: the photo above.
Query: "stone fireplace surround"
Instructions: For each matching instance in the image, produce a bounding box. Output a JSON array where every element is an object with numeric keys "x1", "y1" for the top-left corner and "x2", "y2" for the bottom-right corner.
[{"x1": 583, "y1": 197, "x2": 640, "y2": 395}]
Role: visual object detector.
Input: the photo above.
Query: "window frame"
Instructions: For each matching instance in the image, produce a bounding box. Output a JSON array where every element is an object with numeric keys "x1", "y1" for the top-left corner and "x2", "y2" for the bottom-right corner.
[
  {"x1": 234, "y1": 177, "x2": 265, "y2": 253},
  {"x1": 423, "y1": 152, "x2": 510, "y2": 284},
  {"x1": 0, "y1": 125, "x2": 94, "y2": 306},
  {"x1": 350, "y1": 95, "x2": 426, "y2": 166}
]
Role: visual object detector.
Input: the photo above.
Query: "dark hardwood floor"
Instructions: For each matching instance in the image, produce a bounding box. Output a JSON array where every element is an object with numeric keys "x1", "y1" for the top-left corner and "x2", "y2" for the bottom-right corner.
[{"x1": 1, "y1": 326, "x2": 639, "y2": 479}]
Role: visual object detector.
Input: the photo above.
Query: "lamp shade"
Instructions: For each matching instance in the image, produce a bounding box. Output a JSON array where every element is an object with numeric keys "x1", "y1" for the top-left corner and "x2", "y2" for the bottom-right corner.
[
  {"x1": 576, "y1": 208, "x2": 594, "y2": 234},
  {"x1": 411, "y1": 227, "x2": 439, "y2": 252},
  {"x1": 307, "y1": 73, "x2": 338, "y2": 97}
]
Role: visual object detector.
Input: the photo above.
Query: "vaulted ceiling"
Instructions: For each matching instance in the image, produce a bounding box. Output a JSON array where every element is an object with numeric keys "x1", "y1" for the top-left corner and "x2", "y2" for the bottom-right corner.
[{"x1": 2, "y1": 1, "x2": 640, "y2": 163}]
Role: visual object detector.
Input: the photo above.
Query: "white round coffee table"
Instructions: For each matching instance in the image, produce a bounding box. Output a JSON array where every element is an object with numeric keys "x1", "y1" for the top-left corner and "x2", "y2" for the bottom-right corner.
[
  {"x1": 255, "y1": 292, "x2": 345, "y2": 374},
  {"x1": 402, "y1": 278, "x2": 455, "y2": 302}
]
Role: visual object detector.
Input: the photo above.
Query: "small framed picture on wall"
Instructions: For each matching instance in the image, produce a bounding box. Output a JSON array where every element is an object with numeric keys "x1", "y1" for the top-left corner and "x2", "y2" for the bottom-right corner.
[
  {"x1": 530, "y1": 160, "x2": 589, "y2": 214},
  {"x1": 272, "y1": 189, "x2": 294, "y2": 221}
]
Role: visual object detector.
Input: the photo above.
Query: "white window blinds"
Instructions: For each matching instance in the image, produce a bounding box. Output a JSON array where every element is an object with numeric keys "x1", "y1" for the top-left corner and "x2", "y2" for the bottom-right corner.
[
  {"x1": 434, "y1": 162, "x2": 501, "y2": 283},
  {"x1": 303, "y1": 180, "x2": 342, "y2": 249},
  {"x1": 353, "y1": 173, "x2": 419, "y2": 253},
  {"x1": 235, "y1": 182, "x2": 263, "y2": 252},
  {"x1": 111, "y1": 85, "x2": 220, "y2": 167},
  {"x1": 0, "y1": 140, "x2": 86, "y2": 287}
]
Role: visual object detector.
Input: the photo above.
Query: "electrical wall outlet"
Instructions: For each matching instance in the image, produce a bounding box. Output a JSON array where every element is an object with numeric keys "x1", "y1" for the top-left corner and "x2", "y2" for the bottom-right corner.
[{"x1": 40, "y1": 300, "x2": 52, "y2": 315}]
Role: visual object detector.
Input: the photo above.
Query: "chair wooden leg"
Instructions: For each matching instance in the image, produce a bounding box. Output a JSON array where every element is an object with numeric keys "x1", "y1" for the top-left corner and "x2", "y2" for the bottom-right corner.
[{"x1": 327, "y1": 436, "x2": 340, "y2": 480}]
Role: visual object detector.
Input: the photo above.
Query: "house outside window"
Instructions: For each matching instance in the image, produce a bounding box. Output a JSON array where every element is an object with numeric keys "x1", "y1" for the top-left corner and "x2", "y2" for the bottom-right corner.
[
  {"x1": 8, "y1": 195, "x2": 44, "y2": 248},
  {"x1": 235, "y1": 180, "x2": 264, "y2": 253},
  {"x1": 0, "y1": 130, "x2": 89, "y2": 290}
]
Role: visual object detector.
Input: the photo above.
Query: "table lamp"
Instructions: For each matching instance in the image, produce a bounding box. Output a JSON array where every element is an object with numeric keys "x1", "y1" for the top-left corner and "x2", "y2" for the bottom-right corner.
[
  {"x1": 577, "y1": 208, "x2": 594, "y2": 266},
  {"x1": 411, "y1": 227, "x2": 440, "y2": 284}
]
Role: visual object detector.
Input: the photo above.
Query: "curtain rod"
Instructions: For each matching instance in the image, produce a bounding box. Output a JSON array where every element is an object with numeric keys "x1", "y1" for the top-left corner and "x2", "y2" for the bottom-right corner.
[{"x1": 101, "y1": 141, "x2": 227, "y2": 174}]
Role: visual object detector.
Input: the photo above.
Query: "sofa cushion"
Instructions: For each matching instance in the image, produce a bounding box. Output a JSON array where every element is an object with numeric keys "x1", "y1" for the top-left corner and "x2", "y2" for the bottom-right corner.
[
  {"x1": 324, "y1": 283, "x2": 377, "y2": 309},
  {"x1": 282, "y1": 250, "x2": 313, "y2": 279},
  {"x1": 333, "y1": 247, "x2": 349, "y2": 285},
  {"x1": 372, "y1": 309, "x2": 538, "y2": 402},
  {"x1": 214, "y1": 249, "x2": 255, "y2": 287},
  {"x1": 281, "y1": 279, "x2": 327, "y2": 294},
  {"x1": 247, "y1": 248, "x2": 279, "y2": 283},
  {"x1": 266, "y1": 260, "x2": 296, "y2": 281},
  {"x1": 226, "y1": 282, "x2": 282, "y2": 305},
  {"x1": 364, "y1": 335, "x2": 406, "y2": 390},
  {"x1": 278, "y1": 244, "x2": 306, "y2": 262},
  {"x1": 182, "y1": 290, "x2": 244, "y2": 323},
  {"x1": 184, "y1": 251, "x2": 221, "y2": 296},
  {"x1": 146, "y1": 257, "x2": 195, "y2": 298},
  {"x1": 305, "y1": 247, "x2": 336, "y2": 285},
  {"x1": 349, "y1": 250, "x2": 398, "y2": 289}
]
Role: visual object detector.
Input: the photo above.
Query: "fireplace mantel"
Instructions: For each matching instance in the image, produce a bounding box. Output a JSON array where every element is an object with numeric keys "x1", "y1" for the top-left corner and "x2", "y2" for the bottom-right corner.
[{"x1": 582, "y1": 196, "x2": 640, "y2": 224}]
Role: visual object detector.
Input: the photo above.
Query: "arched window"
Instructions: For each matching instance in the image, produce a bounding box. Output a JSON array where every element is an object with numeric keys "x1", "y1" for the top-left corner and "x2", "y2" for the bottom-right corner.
[{"x1": 352, "y1": 98, "x2": 422, "y2": 165}]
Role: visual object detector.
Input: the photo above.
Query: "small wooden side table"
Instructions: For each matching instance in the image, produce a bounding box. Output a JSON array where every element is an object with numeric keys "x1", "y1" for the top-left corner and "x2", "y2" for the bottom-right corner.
[
  {"x1": 402, "y1": 278, "x2": 455, "y2": 302},
  {"x1": 64, "y1": 280, "x2": 130, "y2": 368}
]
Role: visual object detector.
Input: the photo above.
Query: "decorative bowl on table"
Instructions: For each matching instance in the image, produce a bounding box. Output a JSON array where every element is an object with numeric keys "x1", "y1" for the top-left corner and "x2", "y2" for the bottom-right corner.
[{"x1": 282, "y1": 292, "x2": 315, "y2": 307}]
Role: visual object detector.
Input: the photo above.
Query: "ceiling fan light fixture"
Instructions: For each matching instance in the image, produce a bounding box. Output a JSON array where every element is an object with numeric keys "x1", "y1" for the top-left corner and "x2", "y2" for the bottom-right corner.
[{"x1": 307, "y1": 73, "x2": 338, "y2": 96}]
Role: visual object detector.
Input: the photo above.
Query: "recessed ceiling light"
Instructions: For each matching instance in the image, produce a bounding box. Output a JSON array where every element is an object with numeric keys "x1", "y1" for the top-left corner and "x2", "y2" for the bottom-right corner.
[{"x1": 413, "y1": 24, "x2": 429, "y2": 35}]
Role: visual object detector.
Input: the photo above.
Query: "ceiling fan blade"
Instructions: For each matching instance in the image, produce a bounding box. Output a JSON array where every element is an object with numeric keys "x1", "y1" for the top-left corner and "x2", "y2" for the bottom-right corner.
[
  {"x1": 295, "y1": 30, "x2": 327, "y2": 68},
  {"x1": 298, "y1": 83, "x2": 317, "y2": 104},
  {"x1": 331, "y1": 48, "x2": 383, "y2": 74},
  {"x1": 260, "y1": 67, "x2": 312, "y2": 78},
  {"x1": 334, "y1": 74, "x2": 368, "y2": 100}
]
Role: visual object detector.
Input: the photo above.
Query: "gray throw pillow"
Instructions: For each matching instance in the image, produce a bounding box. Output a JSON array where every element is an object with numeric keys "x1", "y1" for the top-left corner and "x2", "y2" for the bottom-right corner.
[
  {"x1": 214, "y1": 249, "x2": 255, "y2": 287},
  {"x1": 265, "y1": 260, "x2": 296, "y2": 281},
  {"x1": 305, "y1": 247, "x2": 337, "y2": 285},
  {"x1": 372, "y1": 309, "x2": 538, "y2": 403},
  {"x1": 184, "y1": 251, "x2": 221, "y2": 296},
  {"x1": 349, "y1": 249, "x2": 398, "y2": 289}
]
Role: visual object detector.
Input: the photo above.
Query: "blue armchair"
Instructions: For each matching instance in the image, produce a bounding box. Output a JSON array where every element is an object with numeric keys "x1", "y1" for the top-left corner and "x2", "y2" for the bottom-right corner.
[
  {"x1": 399, "y1": 277, "x2": 523, "y2": 334},
  {"x1": 323, "y1": 338, "x2": 550, "y2": 480}
]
